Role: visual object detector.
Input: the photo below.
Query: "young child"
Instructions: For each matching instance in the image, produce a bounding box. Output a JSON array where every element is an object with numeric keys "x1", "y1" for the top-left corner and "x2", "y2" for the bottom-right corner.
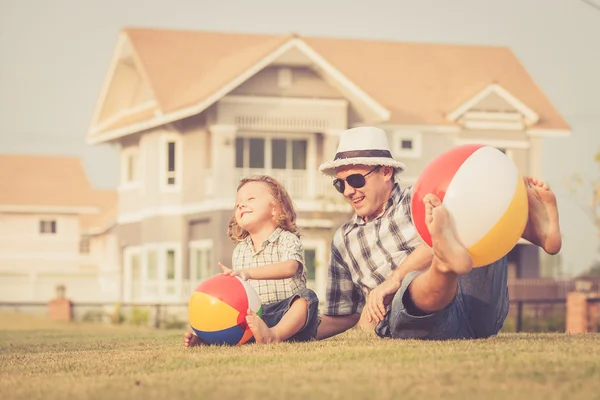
[{"x1": 184, "y1": 175, "x2": 319, "y2": 346}]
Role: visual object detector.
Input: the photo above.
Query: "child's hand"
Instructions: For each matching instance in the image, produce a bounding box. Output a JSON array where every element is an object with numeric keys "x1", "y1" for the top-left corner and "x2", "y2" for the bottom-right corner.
[
  {"x1": 218, "y1": 262, "x2": 233, "y2": 275},
  {"x1": 218, "y1": 262, "x2": 251, "y2": 281}
]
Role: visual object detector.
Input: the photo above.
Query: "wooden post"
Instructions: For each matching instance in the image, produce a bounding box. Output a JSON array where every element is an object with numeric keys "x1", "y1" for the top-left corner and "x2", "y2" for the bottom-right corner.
[
  {"x1": 48, "y1": 285, "x2": 73, "y2": 322},
  {"x1": 566, "y1": 292, "x2": 588, "y2": 334},
  {"x1": 516, "y1": 301, "x2": 523, "y2": 332}
]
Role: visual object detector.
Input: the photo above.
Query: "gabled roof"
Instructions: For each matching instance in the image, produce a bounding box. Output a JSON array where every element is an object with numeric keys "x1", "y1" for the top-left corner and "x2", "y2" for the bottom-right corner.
[
  {"x1": 127, "y1": 29, "x2": 292, "y2": 113},
  {"x1": 0, "y1": 154, "x2": 117, "y2": 233},
  {"x1": 80, "y1": 189, "x2": 118, "y2": 234},
  {"x1": 87, "y1": 28, "x2": 570, "y2": 143}
]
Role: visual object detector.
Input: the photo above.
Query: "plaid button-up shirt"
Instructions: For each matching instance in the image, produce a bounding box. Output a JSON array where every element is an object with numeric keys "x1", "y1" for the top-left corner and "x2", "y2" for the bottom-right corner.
[
  {"x1": 324, "y1": 183, "x2": 423, "y2": 316},
  {"x1": 232, "y1": 227, "x2": 306, "y2": 305}
]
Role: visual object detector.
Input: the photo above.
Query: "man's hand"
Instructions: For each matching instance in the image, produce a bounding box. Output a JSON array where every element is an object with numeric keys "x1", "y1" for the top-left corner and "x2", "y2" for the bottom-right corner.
[
  {"x1": 218, "y1": 262, "x2": 251, "y2": 281},
  {"x1": 365, "y1": 278, "x2": 401, "y2": 323}
]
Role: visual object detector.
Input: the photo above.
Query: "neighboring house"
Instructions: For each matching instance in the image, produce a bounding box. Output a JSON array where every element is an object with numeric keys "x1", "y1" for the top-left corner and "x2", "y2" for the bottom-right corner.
[
  {"x1": 0, "y1": 154, "x2": 118, "y2": 303},
  {"x1": 86, "y1": 28, "x2": 571, "y2": 305}
]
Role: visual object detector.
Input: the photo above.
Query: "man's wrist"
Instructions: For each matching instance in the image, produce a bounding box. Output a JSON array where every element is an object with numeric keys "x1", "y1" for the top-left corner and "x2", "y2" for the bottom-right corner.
[{"x1": 389, "y1": 267, "x2": 405, "y2": 284}]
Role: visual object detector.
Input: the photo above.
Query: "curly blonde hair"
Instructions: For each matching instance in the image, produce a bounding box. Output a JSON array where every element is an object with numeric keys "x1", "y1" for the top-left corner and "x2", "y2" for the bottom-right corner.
[{"x1": 228, "y1": 175, "x2": 300, "y2": 242}]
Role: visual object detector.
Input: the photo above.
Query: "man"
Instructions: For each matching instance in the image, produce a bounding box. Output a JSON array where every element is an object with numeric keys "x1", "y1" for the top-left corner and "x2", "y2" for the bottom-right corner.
[{"x1": 315, "y1": 126, "x2": 562, "y2": 341}]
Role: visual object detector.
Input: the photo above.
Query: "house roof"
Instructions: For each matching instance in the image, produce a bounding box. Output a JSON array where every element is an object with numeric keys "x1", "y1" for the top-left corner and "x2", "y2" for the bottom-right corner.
[
  {"x1": 0, "y1": 154, "x2": 117, "y2": 233},
  {"x1": 80, "y1": 189, "x2": 118, "y2": 234},
  {"x1": 302, "y1": 36, "x2": 567, "y2": 130},
  {"x1": 126, "y1": 29, "x2": 292, "y2": 113},
  {"x1": 88, "y1": 28, "x2": 570, "y2": 141}
]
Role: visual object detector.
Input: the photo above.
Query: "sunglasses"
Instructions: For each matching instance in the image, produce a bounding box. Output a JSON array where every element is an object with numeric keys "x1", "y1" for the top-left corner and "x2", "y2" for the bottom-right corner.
[{"x1": 333, "y1": 166, "x2": 380, "y2": 194}]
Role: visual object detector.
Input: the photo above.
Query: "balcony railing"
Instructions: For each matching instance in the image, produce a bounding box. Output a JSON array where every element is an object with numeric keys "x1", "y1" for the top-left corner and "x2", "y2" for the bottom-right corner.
[
  {"x1": 234, "y1": 169, "x2": 327, "y2": 199},
  {"x1": 204, "y1": 168, "x2": 347, "y2": 206}
]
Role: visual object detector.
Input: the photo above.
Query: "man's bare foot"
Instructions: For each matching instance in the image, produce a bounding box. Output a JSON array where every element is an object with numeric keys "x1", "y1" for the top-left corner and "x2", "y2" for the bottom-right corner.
[
  {"x1": 522, "y1": 177, "x2": 562, "y2": 255},
  {"x1": 183, "y1": 332, "x2": 204, "y2": 348},
  {"x1": 246, "y1": 309, "x2": 279, "y2": 344},
  {"x1": 424, "y1": 193, "x2": 473, "y2": 275}
]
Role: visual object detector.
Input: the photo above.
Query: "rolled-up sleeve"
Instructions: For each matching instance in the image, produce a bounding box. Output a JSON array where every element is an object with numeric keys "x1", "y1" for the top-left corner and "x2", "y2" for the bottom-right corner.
[{"x1": 278, "y1": 231, "x2": 305, "y2": 275}]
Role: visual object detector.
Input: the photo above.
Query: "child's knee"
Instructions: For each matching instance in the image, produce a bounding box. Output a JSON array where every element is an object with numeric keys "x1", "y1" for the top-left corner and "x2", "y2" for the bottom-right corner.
[{"x1": 291, "y1": 296, "x2": 309, "y2": 310}]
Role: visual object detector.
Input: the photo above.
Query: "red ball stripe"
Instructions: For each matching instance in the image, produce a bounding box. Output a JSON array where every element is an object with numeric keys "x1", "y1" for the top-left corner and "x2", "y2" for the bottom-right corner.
[{"x1": 410, "y1": 144, "x2": 484, "y2": 247}]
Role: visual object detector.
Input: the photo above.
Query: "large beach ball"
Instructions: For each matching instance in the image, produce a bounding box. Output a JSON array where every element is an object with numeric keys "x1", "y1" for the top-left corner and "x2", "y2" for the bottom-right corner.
[
  {"x1": 411, "y1": 144, "x2": 528, "y2": 267},
  {"x1": 188, "y1": 274, "x2": 263, "y2": 346}
]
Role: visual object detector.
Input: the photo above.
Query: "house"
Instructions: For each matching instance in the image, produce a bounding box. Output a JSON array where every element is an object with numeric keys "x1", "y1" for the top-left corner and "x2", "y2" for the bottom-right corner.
[
  {"x1": 0, "y1": 154, "x2": 118, "y2": 303},
  {"x1": 86, "y1": 28, "x2": 571, "y2": 305}
]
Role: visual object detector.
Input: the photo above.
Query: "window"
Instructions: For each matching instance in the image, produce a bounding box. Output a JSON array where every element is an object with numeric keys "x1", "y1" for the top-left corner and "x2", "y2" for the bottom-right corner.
[
  {"x1": 166, "y1": 141, "x2": 176, "y2": 185},
  {"x1": 393, "y1": 131, "x2": 422, "y2": 159},
  {"x1": 235, "y1": 137, "x2": 308, "y2": 170},
  {"x1": 194, "y1": 248, "x2": 212, "y2": 281},
  {"x1": 160, "y1": 134, "x2": 182, "y2": 192},
  {"x1": 79, "y1": 236, "x2": 90, "y2": 253},
  {"x1": 144, "y1": 248, "x2": 159, "y2": 297},
  {"x1": 120, "y1": 147, "x2": 138, "y2": 187},
  {"x1": 164, "y1": 248, "x2": 178, "y2": 296},
  {"x1": 303, "y1": 248, "x2": 316, "y2": 281},
  {"x1": 125, "y1": 248, "x2": 142, "y2": 301},
  {"x1": 190, "y1": 240, "x2": 213, "y2": 283},
  {"x1": 40, "y1": 220, "x2": 56, "y2": 234},
  {"x1": 147, "y1": 249, "x2": 158, "y2": 280}
]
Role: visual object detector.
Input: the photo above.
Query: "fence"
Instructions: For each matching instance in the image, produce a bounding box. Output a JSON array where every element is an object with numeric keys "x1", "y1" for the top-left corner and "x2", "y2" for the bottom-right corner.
[
  {"x1": 502, "y1": 278, "x2": 600, "y2": 333},
  {"x1": 2, "y1": 278, "x2": 600, "y2": 333},
  {"x1": 0, "y1": 301, "x2": 189, "y2": 329}
]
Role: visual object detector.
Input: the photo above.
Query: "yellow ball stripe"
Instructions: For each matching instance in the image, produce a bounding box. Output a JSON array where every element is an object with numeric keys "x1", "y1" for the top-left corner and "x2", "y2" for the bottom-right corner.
[
  {"x1": 467, "y1": 175, "x2": 529, "y2": 267},
  {"x1": 188, "y1": 291, "x2": 240, "y2": 332}
]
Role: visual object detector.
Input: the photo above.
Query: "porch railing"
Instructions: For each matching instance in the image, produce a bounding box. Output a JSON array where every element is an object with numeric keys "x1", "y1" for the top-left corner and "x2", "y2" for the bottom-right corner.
[{"x1": 233, "y1": 169, "x2": 335, "y2": 200}]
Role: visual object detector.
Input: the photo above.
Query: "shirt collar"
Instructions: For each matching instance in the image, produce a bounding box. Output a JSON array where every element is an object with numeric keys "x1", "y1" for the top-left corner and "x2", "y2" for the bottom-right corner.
[
  {"x1": 345, "y1": 183, "x2": 403, "y2": 231},
  {"x1": 242, "y1": 227, "x2": 284, "y2": 250}
]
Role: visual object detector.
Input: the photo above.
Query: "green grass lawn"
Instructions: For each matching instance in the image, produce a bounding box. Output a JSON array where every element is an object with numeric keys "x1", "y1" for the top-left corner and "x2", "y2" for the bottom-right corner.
[{"x1": 1, "y1": 312, "x2": 600, "y2": 400}]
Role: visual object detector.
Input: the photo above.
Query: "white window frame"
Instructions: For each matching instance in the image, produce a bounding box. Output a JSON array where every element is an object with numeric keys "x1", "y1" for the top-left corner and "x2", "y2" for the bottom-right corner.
[
  {"x1": 300, "y1": 238, "x2": 327, "y2": 302},
  {"x1": 393, "y1": 131, "x2": 422, "y2": 159},
  {"x1": 162, "y1": 243, "x2": 182, "y2": 301},
  {"x1": 123, "y1": 246, "x2": 142, "y2": 303},
  {"x1": 141, "y1": 244, "x2": 160, "y2": 301},
  {"x1": 235, "y1": 131, "x2": 315, "y2": 171},
  {"x1": 189, "y1": 239, "x2": 214, "y2": 284},
  {"x1": 120, "y1": 146, "x2": 139, "y2": 190},
  {"x1": 159, "y1": 133, "x2": 183, "y2": 193}
]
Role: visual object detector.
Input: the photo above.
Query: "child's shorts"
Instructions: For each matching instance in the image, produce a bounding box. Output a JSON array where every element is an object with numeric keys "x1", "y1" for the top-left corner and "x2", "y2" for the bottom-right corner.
[{"x1": 259, "y1": 287, "x2": 320, "y2": 342}]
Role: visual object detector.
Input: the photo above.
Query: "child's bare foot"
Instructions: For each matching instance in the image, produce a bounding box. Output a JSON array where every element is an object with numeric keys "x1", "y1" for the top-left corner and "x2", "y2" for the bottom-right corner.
[
  {"x1": 522, "y1": 177, "x2": 562, "y2": 255},
  {"x1": 183, "y1": 332, "x2": 204, "y2": 348},
  {"x1": 424, "y1": 194, "x2": 473, "y2": 275},
  {"x1": 246, "y1": 309, "x2": 279, "y2": 344}
]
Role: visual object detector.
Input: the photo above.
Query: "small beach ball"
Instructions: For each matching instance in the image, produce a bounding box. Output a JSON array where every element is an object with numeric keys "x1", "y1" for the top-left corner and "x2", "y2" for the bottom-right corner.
[
  {"x1": 188, "y1": 274, "x2": 263, "y2": 345},
  {"x1": 411, "y1": 144, "x2": 528, "y2": 267}
]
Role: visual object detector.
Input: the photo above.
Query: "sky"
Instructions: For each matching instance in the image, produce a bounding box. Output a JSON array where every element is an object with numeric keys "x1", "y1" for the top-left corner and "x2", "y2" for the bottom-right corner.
[{"x1": 1, "y1": 0, "x2": 599, "y2": 276}]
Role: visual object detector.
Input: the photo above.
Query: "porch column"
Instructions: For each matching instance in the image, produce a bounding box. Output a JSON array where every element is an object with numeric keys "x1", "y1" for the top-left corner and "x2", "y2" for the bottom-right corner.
[
  {"x1": 209, "y1": 124, "x2": 238, "y2": 200},
  {"x1": 323, "y1": 129, "x2": 343, "y2": 161},
  {"x1": 319, "y1": 129, "x2": 344, "y2": 197},
  {"x1": 528, "y1": 136, "x2": 542, "y2": 178}
]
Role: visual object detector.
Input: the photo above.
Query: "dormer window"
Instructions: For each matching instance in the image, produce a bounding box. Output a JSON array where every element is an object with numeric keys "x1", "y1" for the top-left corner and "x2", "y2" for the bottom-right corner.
[{"x1": 393, "y1": 131, "x2": 422, "y2": 159}]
